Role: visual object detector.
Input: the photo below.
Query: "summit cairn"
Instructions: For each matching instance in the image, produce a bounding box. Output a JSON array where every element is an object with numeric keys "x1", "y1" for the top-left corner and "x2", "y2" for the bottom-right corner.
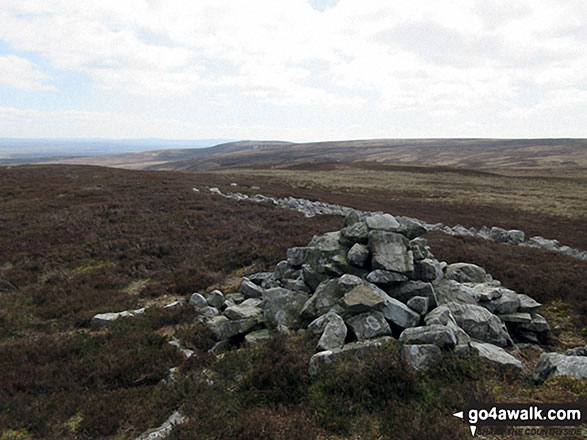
[{"x1": 200, "y1": 210, "x2": 551, "y2": 374}]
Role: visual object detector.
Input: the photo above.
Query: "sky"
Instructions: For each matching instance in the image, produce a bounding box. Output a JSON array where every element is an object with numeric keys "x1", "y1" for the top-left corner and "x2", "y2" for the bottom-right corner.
[{"x1": 0, "y1": 0, "x2": 586, "y2": 141}]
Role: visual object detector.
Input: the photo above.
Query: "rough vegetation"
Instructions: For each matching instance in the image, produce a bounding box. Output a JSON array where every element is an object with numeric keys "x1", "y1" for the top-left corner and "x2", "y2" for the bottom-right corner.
[{"x1": 0, "y1": 164, "x2": 585, "y2": 439}]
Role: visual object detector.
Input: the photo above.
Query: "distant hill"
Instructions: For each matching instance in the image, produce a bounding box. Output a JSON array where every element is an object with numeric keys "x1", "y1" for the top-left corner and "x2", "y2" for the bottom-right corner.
[{"x1": 4, "y1": 138, "x2": 587, "y2": 170}]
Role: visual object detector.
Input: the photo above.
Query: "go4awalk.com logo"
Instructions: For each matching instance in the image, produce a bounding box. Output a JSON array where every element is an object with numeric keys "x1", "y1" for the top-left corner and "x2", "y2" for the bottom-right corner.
[{"x1": 453, "y1": 401, "x2": 586, "y2": 436}]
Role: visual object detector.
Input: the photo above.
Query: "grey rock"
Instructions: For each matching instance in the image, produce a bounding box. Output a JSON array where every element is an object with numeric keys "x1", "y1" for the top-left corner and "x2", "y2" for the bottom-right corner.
[
  {"x1": 248, "y1": 272, "x2": 273, "y2": 285},
  {"x1": 565, "y1": 346, "x2": 587, "y2": 357},
  {"x1": 206, "y1": 316, "x2": 258, "y2": 341},
  {"x1": 399, "y1": 325, "x2": 457, "y2": 349},
  {"x1": 470, "y1": 341, "x2": 523, "y2": 371},
  {"x1": 507, "y1": 229, "x2": 525, "y2": 244},
  {"x1": 424, "y1": 306, "x2": 457, "y2": 327},
  {"x1": 499, "y1": 312, "x2": 533, "y2": 324},
  {"x1": 407, "y1": 296, "x2": 429, "y2": 315},
  {"x1": 287, "y1": 246, "x2": 316, "y2": 267},
  {"x1": 390, "y1": 281, "x2": 438, "y2": 308},
  {"x1": 308, "y1": 337, "x2": 392, "y2": 375},
  {"x1": 382, "y1": 297, "x2": 421, "y2": 329},
  {"x1": 301, "y1": 279, "x2": 341, "y2": 320},
  {"x1": 301, "y1": 264, "x2": 330, "y2": 291},
  {"x1": 368, "y1": 230, "x2": 414, "y2": 274},
  {"x1": 135, "y1": 411, "x2": 187, "y2": 440},
  {"x1": 91, "y1": 307, "x2": 146, "y2": 327},
  {"x1": 471, "y1": 283, "x2": 503, "y2": 302},
  {"x1": 241, "y1": 297, "x2": 263, "y2": 307},
  {"x1": 413, "y1": 258, "x2": 443, "y2": 282},
  {"x1": 489, "y1": 226, "x2": 509, "y2": 243},
  {"x1": 343, "y1": 209, "x2": 362, "y2": 227},
  {"x1": 164, "y1": 300, "x2": 186, "y2": 309},
  {"x1": 224, "y1": 304, "x2": 263, "y2": 322},
  {"x1": 396, "y1": 217, "x2": 428, "y2": 239},
  {"x1": 317, "y1": 313, "x2": 347, "y2": 350},
  {"x1": 484, "y1": 289, "x2": 520, "y2": 314},
  {"x1": 402, "y1": 344, "x2": 442, "y2": 371},
  {"x1": 518, "y1": 314, "x2": 550, "y2": 333},
  {"x1": 195, "y1": 306, "x2": 220, "y2": 323},
  {"x1": 189, "y1": 292, "x2": 208, "y2": 309},
  {"x1": 337, "y1": 274, "x2": 364, "y2": 293},
  {"x1": 409, "y1": 237, "x2": 434, "y2": 260},
  {"x1": 206, "y1": 289, "x2": 225, "y2": 309},
  {"x1": 225, "y1": 293, "x2": 245, "y2": 304},
  {"x1": 534, "y1": 353, "x2": 587, "y2": 383},
  {"x1": 341, "y1": 284, "x2": 387, "y2": 314},
  {"x1": 347, "y1": 311, "x2": 392, "y2": 341},
  {"x1": 365, "y1": 269, "x2": 406, "y2": 285},
  {"x1": 239, "y1": 278, "x2": 264, "y2": 299},
  {"x1": 341, "y1": 221, "x2": 369, "y2": 244},
  {"x1": 347, "y1": 243, "x2": 370, "y2": 267},
  {"x1": 444, "y1": 263, "x2": 487, "y2": 283},
  {"x1": 263, "y1": 288, "x2": 308, "y2": 329},
  {"x1": 209, "y1": 339, "x2": 232, "y2": 354},
  {"x1": 365, "y1": 213, "x2": 400, "y2": 231},
  {"x1": 445, "y1": 302, "x2": 512, "y2": 347},
  {"x1": 245, "y1": 329, "x2": 273, "y2": 347},
  {"x1": 518, "y1": 294, "x2": 542, "y2": 313},
  {"x1": 434, "y1": 280, "x2": 479, "y2": 305},
  {"x1": 308, "y1": 310, "x2": 341, "y2": 335}
]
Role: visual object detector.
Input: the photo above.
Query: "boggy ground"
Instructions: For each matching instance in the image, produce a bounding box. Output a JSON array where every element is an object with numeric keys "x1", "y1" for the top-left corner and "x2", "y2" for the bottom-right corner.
[{"x1": 0, "y1": 164, "x2": 585, "y2": 440}]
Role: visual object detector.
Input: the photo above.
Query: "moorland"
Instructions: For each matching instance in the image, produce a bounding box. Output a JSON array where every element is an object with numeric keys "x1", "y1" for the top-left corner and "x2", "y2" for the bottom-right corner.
[{"x1": 0, "y1": 139, "x2": 586, "y2": 439}]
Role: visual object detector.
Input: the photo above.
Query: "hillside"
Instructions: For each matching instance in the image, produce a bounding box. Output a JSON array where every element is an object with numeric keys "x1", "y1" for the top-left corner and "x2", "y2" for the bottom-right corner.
[
  {"x1": 26, "y1": 138, "x2": 587, "y2": 171},
  {"x1": 1, "y1": 163, "x2": 585, "y2": 439}
]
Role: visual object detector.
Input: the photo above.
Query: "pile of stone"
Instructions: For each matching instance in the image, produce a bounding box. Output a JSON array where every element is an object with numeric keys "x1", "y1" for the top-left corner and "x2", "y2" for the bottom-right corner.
[{"x1": 191, "y1": 210, "x2": 553, "y2": 375}]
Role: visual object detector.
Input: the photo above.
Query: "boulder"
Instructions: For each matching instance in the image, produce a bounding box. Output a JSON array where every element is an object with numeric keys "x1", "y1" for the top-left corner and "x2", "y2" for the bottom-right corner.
[
  {"x1": 206, "y1": 316, "x2": 258, "y2": 341},
  {"x1": 239, "y1": 278, "x2": 264, "y2": 299},
  {"x1": 413, "y1": 258, "x2": 443, "y2": 282},
  {"x1": 389, "y1": 281, "x2": 438, "y2": 308},
  {"x1": 301, "y1": 264, "x2": 330, "y2": 291},
  {"x1": 347, "y1": 311, "x2": 392, "y2": 341},
  {"x1": 484, "y1": 289, "x2": 520, "y2": 314},
  {"x1": 534, "y1": 353, "x2": 587, "y2": 383},
  {"x1": 317, "y1": 313, "x2": 348, "y2": 351},
  {"x1": 365, "y1": 213, "x2": 400, "y2": 231},
  {"x1": 518, "y1": 294, "x2": 542, "y2": 313},
  {"x1": 406, "y1": 296, "x2": 429, "y2": 315},
  {"x1": 225, "y1": 293, "x2": 245, "y2": 304},
  {"x1": 424, "y1": 306, "x2": 457, "y2": 327},
  {"x1": 368, "y1": 230, "x2": 414, "y2": 274},
  {"x1": 399, "y1": 325, "x2": 457, "y2": 349},
  {"x1": 341, "y1": 222, "x2": 369, "y2": 244},
  {"x1": 382, "y1": 297, "x2": 421, "y2": 329},
  {"x1": 396, "y1": 217, "x2": 427, "y2": 239},
  {"x1": 224, "y1": 304, "x2": 263, "y2": 322},
  {"x1": 263, "y1": 288, "x2": 308, "y2": 329},
  {"x1": 343, "y1": 209, "x2": 362, "y2": 227},
  {"x1": 341, "y1": 284, "x2": 387, "y2": 314},
  {"x1": 247, "y1": 272, "x2": 273, "y2": 285},
  {"x1": 206, "y1": 289, "x2": 225, "y2": 309},
  {"x1": 91, "y1": 307, "x2": 146, "y2": 327},
  {"x1": 518, "y1": 314, "x2": 550, "y2": 333},
  {"x1": 308, "y1": 310, "x2": 342, "y2": 335},
  {"x1": 499, "y1": 312, "x2": 532, "y2": 324},
  {"x1": 245, "y1": 329, "x2": 273, "y2": 347},
  {"x1": 445, "y1": 302, "x2": 512, "y2": 347},
  {"x1": 337, "y1": 274, "x2": 364, "y2": 294},
  {"x1": 565, "y1": 346, "x2": 587, "y2": 357},
  {"x1": 308, "y1": 337, "x2": 392, "y2": 375},
  {"x1": 347, "y1": 243, "x2": 370, "y2": 267},
  {"x1": 444, "y1": 263, "x2": 487, "y2": 283},
  {"x1": 470, "y1": 341, "x2": 523, "y2": 371},
  {"x1": 433, "y1": 280, "x2": 479, "y2": 305},
  {"x1": 402, "y1": 344, "x2": 442, "y2": 371},
  {"x1": 366, "y1": 269, "x2": 408, "y2": 285},
  {"x1": 470, "y1": 283, "x2": 502, "y2": 302},
  {"x1": 189, "y1": 293, "x2": 208, "y2": 309},
  {"x1": 409, "y1": 237, "x2": 434, "y2": 260},
  {"x1": 301, "y1": 279, "x2": 341, "y2": 320}
]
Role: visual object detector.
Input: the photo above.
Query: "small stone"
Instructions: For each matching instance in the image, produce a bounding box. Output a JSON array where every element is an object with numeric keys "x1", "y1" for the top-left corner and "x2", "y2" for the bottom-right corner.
[
  {"x1": 347, "y1": 243, "x2": 370, "y2": 267},
  {"x1": 189, "y1": 292, "x2": 208, "y2": 309},
  {"x1": 402, "y1": 344, "x2": 442, "y2": 371},
  {"x1": 407, "y1": 296, "x2": 429, "y2": 315},
  {"x1": 206, "y1": 290, "x2": 225, "y2": 309}
]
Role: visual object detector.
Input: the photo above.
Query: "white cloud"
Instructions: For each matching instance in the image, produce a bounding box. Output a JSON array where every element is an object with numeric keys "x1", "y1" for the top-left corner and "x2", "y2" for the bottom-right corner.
[
  {"x1": 0, "y1": 0, "x2": 585, "y2": 137},
  {"x1": 0, "y1": 54, "x2": 55, "y2": 91}
]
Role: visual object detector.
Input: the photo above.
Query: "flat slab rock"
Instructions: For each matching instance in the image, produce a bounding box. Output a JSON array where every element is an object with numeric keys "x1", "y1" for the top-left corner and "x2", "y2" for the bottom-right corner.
[
  {"x1": 135, "y1": 411, "x2": 187, "y2": 440},
  {"x1": 470, "y1": 341, "x2": 523, "y2": 371},
  {"x1": 534, "y1": 352, "x2": 587, "y2": 384},
  {"x1": 309, "y1": 337, "x2": 392, "y2": 376}
]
